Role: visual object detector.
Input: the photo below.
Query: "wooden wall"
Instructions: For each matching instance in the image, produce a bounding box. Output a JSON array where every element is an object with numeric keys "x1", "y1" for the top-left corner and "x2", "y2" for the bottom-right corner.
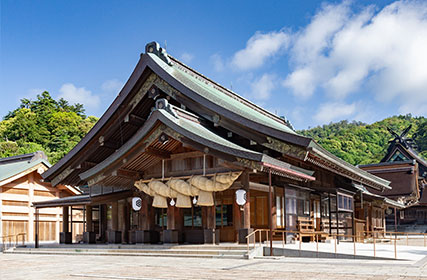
[{"x1": 0, "y1": 166, "x2": 79, "y2": 243}]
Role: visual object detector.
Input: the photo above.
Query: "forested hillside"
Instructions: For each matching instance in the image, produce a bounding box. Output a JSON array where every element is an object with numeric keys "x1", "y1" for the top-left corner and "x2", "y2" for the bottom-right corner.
[
  {"x1": 0, "y1": 92, "x2": 98, "y2": 163},
  {"x1": 0, "y1": 92, "x2": 425, "y2": 167},
  {"x1": 299, "y1": 115, "x2": 427, "y2": 165}
]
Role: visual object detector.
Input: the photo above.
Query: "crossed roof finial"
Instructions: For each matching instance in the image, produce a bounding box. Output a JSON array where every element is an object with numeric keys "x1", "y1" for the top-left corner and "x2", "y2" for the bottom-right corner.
[{"x1": 387, "y1": 125, "x2": 417, "y2": 150}]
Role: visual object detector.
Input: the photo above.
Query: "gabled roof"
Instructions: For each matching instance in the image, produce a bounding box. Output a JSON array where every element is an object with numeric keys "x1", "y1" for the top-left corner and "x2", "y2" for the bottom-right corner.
[
  {"x1": 0, "y1": 151, "x2": 51, "y2": 185},
  {"x1": 382, "y1": 142, "x2": 427, "y2": 178},
  {"x1": 352, "y1": 183, "x2": 405, "y2": 209},
  {"x1": 42, "y1": 41, "x2": 390, "y2": 191},
  {"x1": 79, "y1": 101, "x2": 315, "y2": 184},
  {"x1": 33, "y1": 189, "x2": 132, "y2": 208}
]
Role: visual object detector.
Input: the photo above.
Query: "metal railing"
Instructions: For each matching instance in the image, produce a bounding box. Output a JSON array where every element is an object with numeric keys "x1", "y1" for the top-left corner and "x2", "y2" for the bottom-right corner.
[
  {"x1": 0, "y1": 233, "x2": 26, "y2": 252},
  {"x1": 245, "y1": 229, "x2": 426, "y2": 259}
]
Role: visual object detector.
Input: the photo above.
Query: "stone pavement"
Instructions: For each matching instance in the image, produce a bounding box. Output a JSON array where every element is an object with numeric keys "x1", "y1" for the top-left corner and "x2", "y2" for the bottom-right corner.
[
  {"x1": 1, "y1": 253, "x2": 427, "y2": 280},
  {"x1": 272, "y1": 241, "x2": 427, "y2": 260}
]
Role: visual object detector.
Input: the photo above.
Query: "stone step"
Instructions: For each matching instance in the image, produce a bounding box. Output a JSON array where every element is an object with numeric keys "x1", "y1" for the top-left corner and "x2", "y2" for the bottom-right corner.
[
  {"x1": 13, "y1": 247, "x2": 246, "y2": 255},
  {"x1": 7, "y1": 248, "x2": 248, "y2": 259},
  {"x1": 16, "y1": 244, "x2": 246, "y2": 251}
]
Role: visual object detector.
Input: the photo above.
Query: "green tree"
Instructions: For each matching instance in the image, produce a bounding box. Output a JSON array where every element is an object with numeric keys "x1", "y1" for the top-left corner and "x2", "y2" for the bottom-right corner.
[
  {"x1": 0, "y1": 91, "x2": 98, "y2": 163},
  {"x1": 299, "y1": 115, "x2": 426, "y2": 165}
]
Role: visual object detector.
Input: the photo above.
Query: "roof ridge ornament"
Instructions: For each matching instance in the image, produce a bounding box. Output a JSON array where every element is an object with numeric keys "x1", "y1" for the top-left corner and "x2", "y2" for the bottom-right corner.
[
  {"x1": 387, "y1": 125, "x2": 418, "y2": 150},
  {"x1": 155, "y1": 98, "x2": 177, "y2": 118},
  {"x1": 145, "y1": 41, "x2": 172, "y2": 66}
]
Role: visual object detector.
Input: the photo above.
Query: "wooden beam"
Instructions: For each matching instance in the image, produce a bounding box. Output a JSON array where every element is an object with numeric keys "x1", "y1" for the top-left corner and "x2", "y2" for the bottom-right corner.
[
  {"x1": 111, "y1": 169, "x2": 142, "y2": 180},
  {"x1": 52, "y1": 166, "x2": 75, "y2": 186},
  {"x1": 170, "y1": 151, "x2": 203, "y2": 160},
  {"x1": 145, "y1": 146, "x2": 171, "y2": 159},
  {"x1": 143, "y1": 166, "x2": 233, "y2": 179},
  {"x1": 84, "y1": 126, "x2": 164, "y2": 186},
  {"x1": 130, "y1": 113, "x2": 146, "y2": 123},
  {"x1": 46, "y1": 72, "x2": 157, "y2": 184},
  {"x1": 100, "y1": 141, "x2": 120, "y2": 150}
]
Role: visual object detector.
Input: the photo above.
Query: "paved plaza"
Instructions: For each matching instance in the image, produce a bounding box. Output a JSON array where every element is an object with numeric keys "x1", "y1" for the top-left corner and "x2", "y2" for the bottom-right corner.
[{"x1": 1, "y1": 252, "x2": 427, "y2": 280}]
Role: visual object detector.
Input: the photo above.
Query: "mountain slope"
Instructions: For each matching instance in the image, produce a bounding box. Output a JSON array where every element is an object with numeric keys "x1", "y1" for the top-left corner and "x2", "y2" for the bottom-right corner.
[{"x1": 298, "y1": 115, "x2": 427, "y2": 165}]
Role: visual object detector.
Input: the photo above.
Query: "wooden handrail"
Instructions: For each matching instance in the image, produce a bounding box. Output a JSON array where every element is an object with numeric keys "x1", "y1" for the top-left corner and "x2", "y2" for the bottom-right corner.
[
  {"x1": 245, "y1": 229, "x2": 427, "y2": 259},
  {"x1": 1, "y1": 233, "x2": 26, "y2": 251}
]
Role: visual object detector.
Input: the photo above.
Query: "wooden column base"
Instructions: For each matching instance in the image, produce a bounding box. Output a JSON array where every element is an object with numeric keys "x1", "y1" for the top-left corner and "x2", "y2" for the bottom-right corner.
[
  {"x1": 163, "y1": 229, "x2": 179, "y2": 244},
  {"x1": 107, "y1": 230, "x2": 122, "y2": 244},
  {"x1": 60, "y1": 232, "x2": 72, "y2": 244},
  {"x1": 130, "y1": 230, "x2": 160, "y2": 244},
  {"x1": 204, "y1": 229, "x2": 220, "y2": 244},
  {"x1": 238, "y1": 228, "x2": 254, "y2": 244},
  {"x1": 83, "y1": 232, "x2": 96, "y2": 244}
]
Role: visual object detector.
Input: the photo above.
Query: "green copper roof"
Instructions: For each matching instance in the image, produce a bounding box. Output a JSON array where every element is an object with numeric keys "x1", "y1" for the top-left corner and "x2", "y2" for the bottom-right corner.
[
  {"x1": 148, "y1": 53, "x2": 297, "y2": 135},
  {"x1": 0, "y1": 158, "x2": 51, "y2": 183},
  {"x1": 80, "y1": 103, "x2": 314, "y2": 181}
]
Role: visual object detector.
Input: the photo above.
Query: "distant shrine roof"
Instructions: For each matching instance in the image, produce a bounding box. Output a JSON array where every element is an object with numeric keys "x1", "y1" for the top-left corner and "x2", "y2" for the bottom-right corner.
[{"x1": 381, "y1": 125, "x2": 427, "y2": 178}]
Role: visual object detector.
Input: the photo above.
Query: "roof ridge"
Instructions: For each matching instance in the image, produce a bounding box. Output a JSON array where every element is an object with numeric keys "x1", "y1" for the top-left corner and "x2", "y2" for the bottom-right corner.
[
  {"x1": 0, "y1": 151, "x2": 47, "y2": 165},
  {"x1": 167, "y1": 54, "x2": 294, "y2": 131}
]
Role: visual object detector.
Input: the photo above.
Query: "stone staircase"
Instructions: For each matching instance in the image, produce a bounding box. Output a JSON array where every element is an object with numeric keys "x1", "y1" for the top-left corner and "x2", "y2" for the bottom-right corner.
[{"x1": 5, "y1": 244, "x2": 249, "y2": 259}]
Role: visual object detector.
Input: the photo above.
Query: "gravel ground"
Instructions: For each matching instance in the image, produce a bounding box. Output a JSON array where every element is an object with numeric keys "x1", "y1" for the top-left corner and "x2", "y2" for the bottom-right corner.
[{"x1": 1, "y1": 252, "x2": 427, "y2": 280}]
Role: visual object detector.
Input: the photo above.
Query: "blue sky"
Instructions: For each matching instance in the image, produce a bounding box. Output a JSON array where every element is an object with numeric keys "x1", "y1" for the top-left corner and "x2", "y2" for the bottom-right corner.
[{"x1": 1, "y1": 0, "x2": 426, "y2": 129}]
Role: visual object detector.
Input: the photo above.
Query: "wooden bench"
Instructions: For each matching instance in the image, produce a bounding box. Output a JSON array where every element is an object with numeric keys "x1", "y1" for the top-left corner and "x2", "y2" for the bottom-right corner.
[
  {"x1": 297, "y1": 217, "x2": 330, "y2": 242},
  {"x1": 297, "y1": 217, "x2": 315, "y2": 242}
]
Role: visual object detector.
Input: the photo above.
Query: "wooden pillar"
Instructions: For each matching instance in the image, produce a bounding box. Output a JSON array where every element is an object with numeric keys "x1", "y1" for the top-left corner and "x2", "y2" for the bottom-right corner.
[
  {"x1": 0, "y1": 186, "x2": 3, "y2": 239},
  {"x1": 35, "y1": 208, "x2": 39, "y2": 248},
  {"x1": 383, "y1": 208, "x2": 386, "y2": 235},
  {"x1": 139, "y1": 195, "x2": 148, "y2": 230},
  {"x1": 268, "y1": 169, "x2": 273, "y2": 256},
  {"x1": 100, "y1": 204, "x2": 108, "y2": 241},
  {"x1": 28, "y1": 173, "x2": 34, "y2": 242},
  {"x1": 55, "y1": 191, "x2": 60, "y2": 243},
  {"x1": 86, "y1": 206, "x2": 93, "y2": 232},
  {"x1": 335, "y1": 194, "x2": 339, "y2": 242},
  {"x1": 206, "y1": 206, "x2": 215, "y2": 229},
  {"x1": 233, "y1": 193, "x2": 241, "y2": 241},
  {"x1": 147, "y1": 198, "x2": 155, "y2": 230},
  {"x1": 352, "y1": 197, "x2": 355, "y2": 241},
  {"x1": 174, "y1": 207, "x2": 183, "y2": 231},
  {"x1": 124, "y1": 202, "x2": 130, "y2": 243},
  {"x1": 283, "y1": 187, "x2": 287, "y2": 231},
  {"x1": 167, "y1": 204, "x2": 175, "y2": 230},
  {"x1": 70, "y1": 207, "x2": 73, "y2": 238},
  {"x1": 241, "y1": 172, "x2": 251, "y2": 229},
  {"x1": 62, "y1": 206, "x2": 69, "y2": 232},
  {"x1": 111, "y1": 202, "x2": 118, "y2": 231},
  {"x1": 394, "y1": 207, "x2": 397, "y2": 232},
  {"x1": 328, "y1": 193, "x2": 332, "y2": 234}
]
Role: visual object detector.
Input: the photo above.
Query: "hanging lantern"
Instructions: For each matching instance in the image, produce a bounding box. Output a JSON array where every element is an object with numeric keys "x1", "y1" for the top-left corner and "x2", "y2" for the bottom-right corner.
[
  {"x1": 235, "y1": 189, "x2": 247, "y2": 206},
  {"x1": 132, "y1": 197, "x2": 142, "y2": 211}
]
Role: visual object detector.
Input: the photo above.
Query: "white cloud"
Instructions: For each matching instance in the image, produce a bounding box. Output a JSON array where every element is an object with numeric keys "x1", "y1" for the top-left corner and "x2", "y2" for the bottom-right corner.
[
  {"x1": 180, "y1": 52, "x2": 194, "y2": 64},
  {"x1": 101, "y1": 79, "x2": 123, "y2": 92},
  {"x1": 58, "y1": 83, "x2": 100, "y2": 108},
  {"x1": 282, "y1": 68, "x2": 316, "y2": 98},
  {"x1": 27, "y1": 88, "x2": 47, "y2": 96},
  {"x1": 314, "y1": 102, "x2": 357, "y2": 123},
  {"x1": 210, "y1": 54, "x2": 225, "y2": 72},
  {"x1": 282, "y1": 0, "x2": 427, "y2": 115},
  {"x1": 250, "y1": 74, "x2": 276, "y2": 100},
  {"x1": 23, "y1": 88, "x2": 47, "y2": 102},
  {"x1": 231, "y1": 31, "x2": 290, "y2": 71}
]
